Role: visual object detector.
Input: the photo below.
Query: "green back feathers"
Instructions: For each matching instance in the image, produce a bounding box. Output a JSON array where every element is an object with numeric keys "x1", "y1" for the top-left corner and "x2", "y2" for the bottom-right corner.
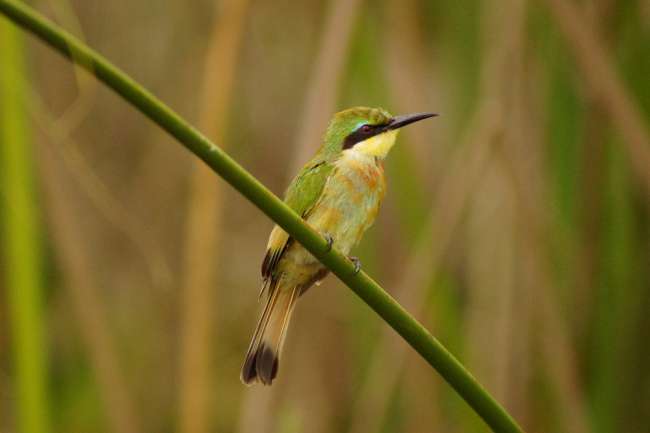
[
  {"x1": 263, "y1": 160, "x2": 332, "y2": 279},
  {"x1": 284, "y1": 160, "x2": 333, "y2": 217}
]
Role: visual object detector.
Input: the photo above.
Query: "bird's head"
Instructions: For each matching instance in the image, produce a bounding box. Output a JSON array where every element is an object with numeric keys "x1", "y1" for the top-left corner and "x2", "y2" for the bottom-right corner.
[{"x1": 322, "y1": 106, "x2": 436, "y2": 159}]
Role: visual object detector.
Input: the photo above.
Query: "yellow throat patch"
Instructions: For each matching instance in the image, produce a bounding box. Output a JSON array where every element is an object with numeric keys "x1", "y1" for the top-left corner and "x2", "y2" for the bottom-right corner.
[{"x1": 352, "y1": 130, "x2": 399, "y2": 158}]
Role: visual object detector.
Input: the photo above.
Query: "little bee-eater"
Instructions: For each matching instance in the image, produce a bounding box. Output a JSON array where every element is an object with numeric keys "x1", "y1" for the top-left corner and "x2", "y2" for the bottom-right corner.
[{"x1": 241, "y1": 106, "x2": 436, "y2": 385}]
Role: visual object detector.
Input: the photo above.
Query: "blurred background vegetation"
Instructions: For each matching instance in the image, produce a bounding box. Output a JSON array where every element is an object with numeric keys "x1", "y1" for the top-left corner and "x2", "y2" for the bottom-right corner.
[{"x1": 1, "y1": 0, "x2": 649, "y2": 432}]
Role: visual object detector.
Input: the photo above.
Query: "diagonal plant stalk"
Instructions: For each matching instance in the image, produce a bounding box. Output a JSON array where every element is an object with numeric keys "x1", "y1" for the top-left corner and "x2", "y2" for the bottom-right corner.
[{"x1": 0, "y1": 2, "x2": 524, "y2": 432}]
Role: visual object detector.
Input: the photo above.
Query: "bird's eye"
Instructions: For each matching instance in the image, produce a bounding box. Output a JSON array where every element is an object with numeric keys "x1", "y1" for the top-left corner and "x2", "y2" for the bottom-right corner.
[{"x1": 360, "y1": 124, "x2": 372, "y2": 133}]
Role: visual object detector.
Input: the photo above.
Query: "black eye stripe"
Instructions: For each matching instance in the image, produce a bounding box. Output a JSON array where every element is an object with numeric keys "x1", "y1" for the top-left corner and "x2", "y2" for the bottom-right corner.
[
  {"x1": 342, "y1": 128, "x2": 371, "y2": 149},
  {"x1": 342, "y1": 124, "x2": 387, "y2": 149}
]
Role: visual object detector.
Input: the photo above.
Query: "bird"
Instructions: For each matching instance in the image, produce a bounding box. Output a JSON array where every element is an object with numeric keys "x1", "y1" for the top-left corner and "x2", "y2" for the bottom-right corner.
[{"x1": 241, "y1": 106, "x2": 436, "y2": 385}]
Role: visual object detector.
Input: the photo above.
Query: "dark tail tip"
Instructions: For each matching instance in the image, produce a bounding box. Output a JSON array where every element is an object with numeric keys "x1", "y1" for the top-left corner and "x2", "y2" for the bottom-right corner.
[
  {"x1": 241, "y1": 351, "x2": 258, "y2": 385},
  {"x1": 257, "y1": 344, "x2": 279, "y2": 384},
  {"x1": 240, "y1": 343, "x2": 279, "y2": 386}
]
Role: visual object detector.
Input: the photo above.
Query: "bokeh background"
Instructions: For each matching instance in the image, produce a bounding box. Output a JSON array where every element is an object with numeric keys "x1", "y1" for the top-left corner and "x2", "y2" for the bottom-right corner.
[{"x1": 1, "y1": 0, "x2": 649, "y2": 432}]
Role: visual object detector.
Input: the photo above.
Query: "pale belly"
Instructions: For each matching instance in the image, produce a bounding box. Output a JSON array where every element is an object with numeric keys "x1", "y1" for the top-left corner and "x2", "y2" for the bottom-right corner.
[{"x1": 277, "y1": 152, "x2": 385, "y2": 289}]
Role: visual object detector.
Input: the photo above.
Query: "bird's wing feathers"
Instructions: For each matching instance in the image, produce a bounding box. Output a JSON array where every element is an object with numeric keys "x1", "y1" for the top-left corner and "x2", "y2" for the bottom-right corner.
[{"x1": 261, "y1": 160, "x2": 334, "y2": 279}]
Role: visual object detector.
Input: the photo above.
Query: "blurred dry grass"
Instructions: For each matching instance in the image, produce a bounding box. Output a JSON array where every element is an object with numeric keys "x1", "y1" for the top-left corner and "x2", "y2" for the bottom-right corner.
[{"x1": 1, "y1": 0, "x2": 649, "y2": 432}]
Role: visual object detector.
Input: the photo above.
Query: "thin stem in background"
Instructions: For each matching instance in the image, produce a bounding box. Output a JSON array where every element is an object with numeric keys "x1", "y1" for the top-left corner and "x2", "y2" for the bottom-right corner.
[
  {"x1": 29, "y1": 93, "x2": 160, "y2": 433},
  {"x1": 498, "y1": 147, "x2": 593, "y2": 433},
  {"x1": 490, "y1": 4, "x2": 593, "y2": 430},
  {"x1": 290, "y1": 0, "x2": 364, "y2": 172},
  {"x1": 384, "y1": 0, "x2": 442, "y2": 186},
  {"x1": 178, "y1": 0, "x2": 250, "y2": 432},
  {"x1": 36, "y1": 140, "x2": 142, "y2": 433},
  {"x1": 0, "y1": 2, "x2": 524, "y2": 432},
  {"x1": 574, "y1": 0, "x2": 614, "y2": 356},
  {"x1": 496, "y1": 112, "x2": 592, "y2": 433},
  {"x1": 464, "y1": 0, "x2": 527, "y2": 424},
  {"x1": 541, "y1": 0, "x2": 650, "y2": 196},
  {"x1": 0, "y1": 14, "x2": 50, "y2": 433}
]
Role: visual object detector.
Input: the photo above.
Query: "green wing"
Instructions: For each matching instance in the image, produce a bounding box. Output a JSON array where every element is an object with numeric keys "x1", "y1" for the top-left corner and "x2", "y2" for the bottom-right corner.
[
  {"x1": 261, "y1": 160, "x2": 334, "y2": 278},
  {"x1": 285, "y1": 160, "x2": 333, "y2": 216}
]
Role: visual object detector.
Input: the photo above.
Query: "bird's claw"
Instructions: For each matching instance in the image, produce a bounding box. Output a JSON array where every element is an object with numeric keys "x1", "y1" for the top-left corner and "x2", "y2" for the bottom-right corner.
[
  {"x1": 324, "y1": 234, "x2": 334, "y2": 252},
  {"x1": 349, "y1": 256, "x2": 361, "y2": 274}
]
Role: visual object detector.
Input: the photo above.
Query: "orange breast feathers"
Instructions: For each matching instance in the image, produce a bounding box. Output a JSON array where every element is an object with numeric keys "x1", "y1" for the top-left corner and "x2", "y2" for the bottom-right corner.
[{"x1": 338, "y1": 153, "x2": 385, "y2": 199}]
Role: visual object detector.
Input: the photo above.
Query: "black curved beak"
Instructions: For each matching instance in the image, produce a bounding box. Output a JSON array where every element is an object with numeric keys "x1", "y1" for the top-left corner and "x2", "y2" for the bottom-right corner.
[{"x1": 387, "y1": 112, "x2": 438, "y2": 130}]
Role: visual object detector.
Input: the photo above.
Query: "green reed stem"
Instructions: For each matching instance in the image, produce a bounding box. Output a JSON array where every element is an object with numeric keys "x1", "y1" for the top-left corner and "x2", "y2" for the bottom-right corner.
[
  {"x1": 0, "y1": 9, "x2": 50, "y2": 433},
  {"x1": 0, "y1": 1, "x2": 524, "y2": 432}
]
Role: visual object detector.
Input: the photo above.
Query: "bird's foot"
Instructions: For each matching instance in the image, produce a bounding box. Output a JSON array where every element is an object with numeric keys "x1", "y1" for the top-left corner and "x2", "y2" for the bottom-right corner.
[
  {"x1": 324, "y1": 234, "x2": 334, "y2": 252},
  {"x1": 349, "y1": 256, "x2": 361, "y2": 275}
]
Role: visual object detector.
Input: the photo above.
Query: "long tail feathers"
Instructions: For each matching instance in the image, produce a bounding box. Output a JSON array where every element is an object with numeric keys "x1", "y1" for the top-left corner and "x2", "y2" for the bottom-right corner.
[{"x1": 241, "y1": 285, "x2": 299, "y2": 385}]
